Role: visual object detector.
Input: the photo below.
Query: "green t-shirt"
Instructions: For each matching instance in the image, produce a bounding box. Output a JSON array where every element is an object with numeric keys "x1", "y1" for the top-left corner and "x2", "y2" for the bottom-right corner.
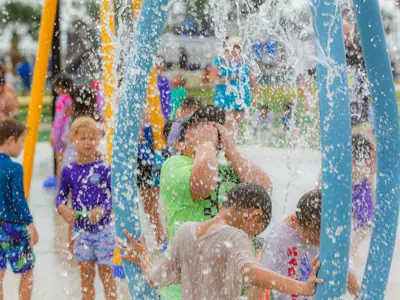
[
  {"x1": 170, "y1": 87, "x2": 187, "y2": 119},
  {"x1": 159, "y1": 155, "x2": 239, "y2": 300}
]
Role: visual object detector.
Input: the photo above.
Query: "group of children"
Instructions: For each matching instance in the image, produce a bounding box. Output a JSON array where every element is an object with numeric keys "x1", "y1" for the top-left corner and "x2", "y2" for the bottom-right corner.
[{"x1": 0, "y1": 71, "x2": 375, "y2": 300}]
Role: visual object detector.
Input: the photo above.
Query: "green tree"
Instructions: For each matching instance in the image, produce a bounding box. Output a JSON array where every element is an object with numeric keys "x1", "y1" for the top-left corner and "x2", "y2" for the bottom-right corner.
[{"x1": 0, "y1": 1, "x2": 41, "y2": 69}]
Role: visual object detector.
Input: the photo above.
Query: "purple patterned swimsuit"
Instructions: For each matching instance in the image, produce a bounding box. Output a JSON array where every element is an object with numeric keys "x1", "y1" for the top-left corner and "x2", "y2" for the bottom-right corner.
[{"x1": 352, "y1": 179, "x2": 374, "y2": 229}]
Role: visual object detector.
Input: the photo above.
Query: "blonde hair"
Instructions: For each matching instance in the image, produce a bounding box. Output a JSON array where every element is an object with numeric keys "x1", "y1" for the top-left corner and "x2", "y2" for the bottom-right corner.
[{"x1": 70, "y1": 116, "x2": 98, "y2": 137}]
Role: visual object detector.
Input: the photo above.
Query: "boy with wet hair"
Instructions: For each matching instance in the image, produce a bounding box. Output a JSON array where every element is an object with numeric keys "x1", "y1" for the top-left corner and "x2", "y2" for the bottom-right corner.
[
  {"x1": 0, "y1": 119, "x2": 38, "y2": 300},
  {"x1": 121, "y1": 183, "x2": 323, "y2": 300},
  {"x1": 254, "y1": 189, "x2": 360, "y2": 300}
]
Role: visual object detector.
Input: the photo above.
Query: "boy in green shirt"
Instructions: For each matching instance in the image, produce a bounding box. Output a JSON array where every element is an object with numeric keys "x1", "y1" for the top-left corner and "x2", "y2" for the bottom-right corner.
[{"x1": 160, "y1": 105, "x2": 273, "y2": 299}]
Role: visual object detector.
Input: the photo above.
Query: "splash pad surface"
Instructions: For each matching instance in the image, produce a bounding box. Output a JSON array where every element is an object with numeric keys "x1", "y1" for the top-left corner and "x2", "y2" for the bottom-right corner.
[{"x1": 2, "y1": 143, "x2": 400, "y2": 299}]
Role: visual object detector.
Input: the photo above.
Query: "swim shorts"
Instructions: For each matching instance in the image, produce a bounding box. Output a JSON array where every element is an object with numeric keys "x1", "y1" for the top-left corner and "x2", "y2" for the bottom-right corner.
[
  {"x1": 0, "y1": 222, "x2": 35, "y2": 273},
  {"x1": 73, "y1": 225, "x2": 115, "y2": 266}
]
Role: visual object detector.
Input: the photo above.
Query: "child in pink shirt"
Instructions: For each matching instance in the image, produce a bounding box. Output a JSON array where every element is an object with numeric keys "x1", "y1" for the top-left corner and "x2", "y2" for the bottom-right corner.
[{"x1": 51, "y1": 74, "x2": 74, "y2": 180}]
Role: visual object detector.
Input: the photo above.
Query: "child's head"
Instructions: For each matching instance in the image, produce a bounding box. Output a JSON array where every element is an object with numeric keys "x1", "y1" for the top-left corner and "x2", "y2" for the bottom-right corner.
[
  {"x1": 222, "y1": 183, "x2": 272, "y2": 237},
  {"x1": 171, "y1": 74, "x2": 185, "y2": 89},
  {"x1": 284, "y1": 102, "x2": 294, "y2": 113},
  {"x1": 176, "y1": 97, "x2": 201, "y2": 119},
  {"x1": 295, "y1": 189, "x2": 322, "y2": 246},
  {"x1": 0, "y1": 119, "x2": 27, "y2": 157},
  {"x1": 260, "y1": 105, "x2": 270, "y2": 116},
  {"x1": 70, "y1": 117, "x2": 100, "y2": 157},
  {"x1": 72, "y1": 85, "x2": 99, "y2": 121},
  {"x1": 352, "y1": 134, "x2": 374, "y2": 167},
  {"x1": 52, "y1": 73, "x2": 74, "y2": 96}
]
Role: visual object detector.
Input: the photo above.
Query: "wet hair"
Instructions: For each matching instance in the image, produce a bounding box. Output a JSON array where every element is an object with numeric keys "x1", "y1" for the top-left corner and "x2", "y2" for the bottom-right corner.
[
  {"x1": 163, "y1": 120, "x2": 174, "y2": 141},
  {"x1": 352, "y1": 134, "x2": 373, "y2": 164},
  {"x1": 179, "y1": 105, "x2": 225, "y2": 142},
  {"x1": 181, "y1": 96, "x2": 201, "y2": 109},
  {"x1": 52, "y1": 73, "x2": 74, "y2": 93},
  {"x1": 0, "y1": 119, "x2": 27, "y2": 145},
  {"x1": 72, "y1": 85, "x2": 99, "y2": 121},
  {"x1": 296, "y1": 189, "x2": 322, "y2": 230},
  {"x1": 224, "y1": 183, "x2": 272, "y2": 227}
]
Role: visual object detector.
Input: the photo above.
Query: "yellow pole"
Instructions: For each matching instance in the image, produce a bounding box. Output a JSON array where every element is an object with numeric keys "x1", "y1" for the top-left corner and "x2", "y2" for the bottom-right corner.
[
  {"x1": 100, "y1": 0, "x2": 117, "y2": 164},
  {"x1": 147, "y1": 68, "x2": 167, "y2": 150},
  {"x1": 23, "y1": 0, "x2": 58, "y2": 199},
  {"x1": 132, "y1": 0, "x2": 143, "y2": 21}
]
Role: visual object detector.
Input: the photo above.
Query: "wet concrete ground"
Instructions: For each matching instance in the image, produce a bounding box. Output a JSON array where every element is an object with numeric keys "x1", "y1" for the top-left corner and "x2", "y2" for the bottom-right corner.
[{"x1": 3, "y1": 143, "x2": 400, "y2": 299}]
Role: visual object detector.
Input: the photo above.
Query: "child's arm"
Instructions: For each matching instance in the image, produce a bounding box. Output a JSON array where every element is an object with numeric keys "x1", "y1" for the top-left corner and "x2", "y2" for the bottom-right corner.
[
  {"x1": 242, "y1": 256, "x2": 323, "y2": 297},
  {"x1": 89, "y1": 166, "x2": 113, "y2": 224},
  {"x1": 120, "y1": 228, "x2": 181, "y2": 288},
  {"x1": 56, "y1": 167, "x2": 75, "y2": 224},
  {"x1": 216, "y1": 124, "x2": 273, "y2": 195},
  {"x1": 11, "y1": 164, "x2": 34, "y2": 225},
  {"x1": 190, "y1": 142, "x2": 219, "y2": 200}
]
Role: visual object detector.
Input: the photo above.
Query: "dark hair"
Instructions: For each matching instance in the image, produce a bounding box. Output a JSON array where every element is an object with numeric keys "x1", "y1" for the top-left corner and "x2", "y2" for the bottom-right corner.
[
  {"x1": 72, "y1": 85, "x2": 99, "y2": 121},
  {"x1": 52, "y1": 73, "x2": 74, "y2": 93},
  {"x1": 0, "y1": 119, "x2": 27, "y2": 145},
  {"x1": 179, "y1": 105, "x2": 225, "y2": 141},
  {"x1": 260, "y1": 104, "x2": 269, "y2": 111},
  {"x1": 296, "y1": 189, "x2": 322, "y2": 230},
  {"x1": 225, "y1": 183, "x2": 272, "y2": 227},
  {"x1": 181, "y1": 96, "x2": 201, "y2": 109},
  {"x1": 284, "y1": 102, "x2": 294, "y2": 111},
  {"x1": 163, "y1": 120, "x2": 174, "y2": 141},
  {"x1": 352, "y1": 134, "x2": 373, "y2": 163}
]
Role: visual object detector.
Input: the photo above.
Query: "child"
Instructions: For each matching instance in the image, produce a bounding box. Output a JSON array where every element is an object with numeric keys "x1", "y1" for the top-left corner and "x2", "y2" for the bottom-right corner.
[
  {"x1": 0, "y1": 119, "x2": 38, "y2": 300},
  {"x1": 175, "y1": 96, "x2": 201, "y2": 119},
  {"x1": 253, "y1": 104, "x2": 274, "y2": 139},
  {"x1": 170, "y1": 75, "x2": 187, "y2": 120},
  {"x1": 61, "y1": 85, "x2": 100, "y2": 170},
  {"x1": 120, "y1": 183, "x2": 323, "y2": 300},
  {"x1": 256, "y1": 189, "x2": 360, "y2": 300},
  {"x1": 281, "y1": 102, "x2": 298, "y2": 136},
  {"x1": 56, "y1": 117, "x2": 116, "y2": 300},
  {"x1": 50, "y1": 73, "x2": 74, "y2": 180}
]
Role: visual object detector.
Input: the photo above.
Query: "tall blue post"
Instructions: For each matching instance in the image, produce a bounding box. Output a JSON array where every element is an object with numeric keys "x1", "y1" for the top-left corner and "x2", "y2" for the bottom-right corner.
[
  {"x1": 310, "y1": 1, "x2": 353, "y2": 299},
  {"x1": 353, "y1": 1, "x2": 400, "y2": 298},
  {"x1": 111, "y1": 0, "x2": 168, "y2": 299}
]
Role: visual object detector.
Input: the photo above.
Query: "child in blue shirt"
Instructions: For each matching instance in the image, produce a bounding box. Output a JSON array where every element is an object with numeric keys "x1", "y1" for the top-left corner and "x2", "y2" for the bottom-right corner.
[{"x1": 0, "y1": 118, "x2": 38, "y2": 300}]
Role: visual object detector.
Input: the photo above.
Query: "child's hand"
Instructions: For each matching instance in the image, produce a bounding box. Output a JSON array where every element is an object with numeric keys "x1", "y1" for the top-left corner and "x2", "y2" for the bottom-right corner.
[
  {"x1": 58, "y1": 204, "x2": 77, "y2": 224},
  {"x1": 89, "y1": 206, "x2": 105, "y2": 224},
  {"x1": 119, "y1": 229, "x2": 148, "y2": 266},
  {"x1": 215, "y1": 124, "x2": 235, "y2": 152},
  {"x1": 27, "y1": 222, "x2": 39, "y2": 246},
  {"x1": 304, "y1": 255, "x2": 324, "y2": 296}
]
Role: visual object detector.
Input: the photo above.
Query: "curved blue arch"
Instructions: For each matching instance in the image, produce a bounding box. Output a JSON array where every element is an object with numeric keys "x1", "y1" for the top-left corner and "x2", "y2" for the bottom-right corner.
[
  {"x1": 111, "y1": 0, "x2": 168, "y2": 298},
  {"x1": 310, "y1": 0, "x2": 353, "y2": 298},
  {"x1": 353, "y1": 1, "x2": 400, "y2": 298}
]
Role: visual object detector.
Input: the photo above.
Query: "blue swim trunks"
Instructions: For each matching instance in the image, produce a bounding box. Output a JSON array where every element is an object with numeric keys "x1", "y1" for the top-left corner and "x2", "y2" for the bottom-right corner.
[
  {"x1": 73, "y1": 225, "x2": 115, "y2": 266},
  {"x1": 0, "y1": 222, "x2": 35, "y2": 273}
]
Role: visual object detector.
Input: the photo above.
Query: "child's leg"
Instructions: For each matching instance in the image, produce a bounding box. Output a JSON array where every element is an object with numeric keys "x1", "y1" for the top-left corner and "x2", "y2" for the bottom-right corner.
[
  {"x1": 79, "y1": 262, "x2": 95, "y2": 300},
  {"x1": 55, "y1": 151, "x2": 64, "y2": 182},
  {"x1": 67, "y1": 224, "x2": 74, "y2": 257},
  {"x1": 0, "y1": 270, "x2": 5, "y2": 300},
  {"x1": 140, "y1": 187, "x2": 166, "y2": 245},
  {"x1": 98, "y1": 265, "x2": 116, "y2": 300},
  {"x1": 19, "y1": 270, "x2": 33, "y2": 300}
]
